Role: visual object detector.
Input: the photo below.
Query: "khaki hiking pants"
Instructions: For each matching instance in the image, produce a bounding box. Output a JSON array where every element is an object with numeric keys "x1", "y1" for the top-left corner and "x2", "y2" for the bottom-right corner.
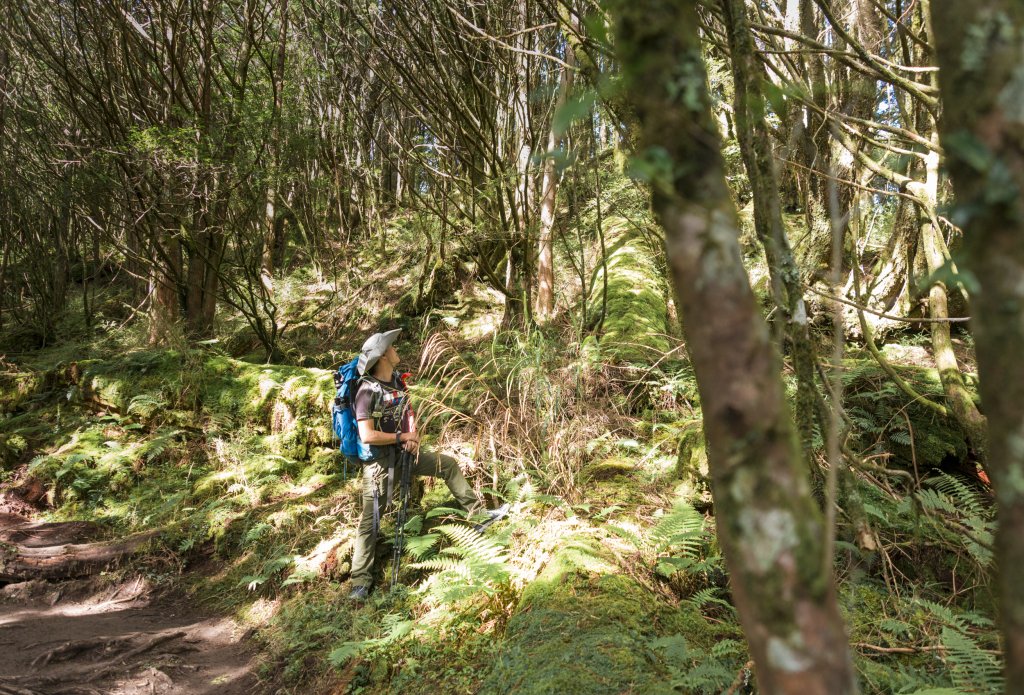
[{"x1": 349, "y1": 447, "x2": 479, "y2": 589}]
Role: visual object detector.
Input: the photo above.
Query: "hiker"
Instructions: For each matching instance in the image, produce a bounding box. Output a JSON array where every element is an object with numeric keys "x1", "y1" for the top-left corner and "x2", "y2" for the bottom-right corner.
[{"x1": 348, "y1": 328, "x2": 506, "y2": 600}]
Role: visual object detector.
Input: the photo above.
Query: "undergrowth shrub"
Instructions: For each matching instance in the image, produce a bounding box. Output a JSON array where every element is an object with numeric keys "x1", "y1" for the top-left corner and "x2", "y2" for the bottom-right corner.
[
  {"x1": 851, "y1": 472, "x2": 994, "y2": 600},
  {"x1": 416, "y1": 327, "x2": 683, "y2": 500},
  {"x1": 843, "y1": 357, "x2": 969, "y2": 470}
]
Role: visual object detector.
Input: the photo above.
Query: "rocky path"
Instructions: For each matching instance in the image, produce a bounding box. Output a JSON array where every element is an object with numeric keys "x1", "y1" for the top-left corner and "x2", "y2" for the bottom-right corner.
[{"x1": 0, "y1": 513, "x2": 261, "y2": 695}]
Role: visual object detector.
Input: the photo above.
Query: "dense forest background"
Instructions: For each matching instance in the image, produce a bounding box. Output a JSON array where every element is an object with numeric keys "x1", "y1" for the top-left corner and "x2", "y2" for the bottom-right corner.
[{"x1": 1, "y1": 0, "x2": 1023, "y2": 693}]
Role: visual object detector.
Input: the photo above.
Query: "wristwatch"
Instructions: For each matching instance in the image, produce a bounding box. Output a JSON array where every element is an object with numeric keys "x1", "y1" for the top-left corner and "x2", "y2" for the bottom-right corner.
[{"x1": 395, "y1": 431, "x2": 402, "y2": 446}]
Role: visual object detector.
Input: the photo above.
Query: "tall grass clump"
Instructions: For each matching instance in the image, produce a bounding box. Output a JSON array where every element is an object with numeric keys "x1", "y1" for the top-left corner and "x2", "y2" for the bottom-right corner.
[{"x1": 414, "y1": 323, "x2": 683, "y2": 501}]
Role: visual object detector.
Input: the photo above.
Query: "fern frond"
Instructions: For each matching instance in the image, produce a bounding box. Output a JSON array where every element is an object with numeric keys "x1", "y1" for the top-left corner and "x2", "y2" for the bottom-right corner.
[
  {"x1": 943, "y1": 626, "x2": 1003, "y2": 694},
  {"x1": 684, "y1": 587, "x2": 731, "y2": 612},
  {"x1": 650, "y1": 503, "x2": 705, "y2": 553},
  {"x1": 916, "y1": 598, "x2": 967, "y2": 631},
  {"x1": 709, "y1": 639, "x2": 744, "y2": 659},
  {"x1": 404, "y1": 532, "x2": 442, "y2": 561},
  {"x1": 605, "y1": 523, "x2": 643, "y2": 549},
  {"x1": 409, "y1": 557, "x2": 472, "y2": 575},
  {"x1": 928, "y1": 473, "x2": 990, "y2": 520},
  {"x1": 916, "y1": 488, "x2": 957, "y2": 516},
  {"x1": 434, "y1": 524, "x2": 508, "y2": 564},
  {"x1": 127, "y1": 392, "x2": 168, "y2": 420}
]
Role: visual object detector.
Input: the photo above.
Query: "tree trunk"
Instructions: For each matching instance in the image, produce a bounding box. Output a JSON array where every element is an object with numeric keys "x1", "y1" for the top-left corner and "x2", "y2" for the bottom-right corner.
[
  {"x1": 262, "y1": 0, "x2": 290, "y2": 286},
  {"x1": 919, "y1": 132, "x2": 987, "y2": 462},
  {"x1": 721, "y1": 0, "x2": 819, "y2": 458},
  {"x1": 930, "y1": 2, "x2": 1024, "y2": 683},
  {"x1": 148, "y1": 234, "x2": 181, "y2": 346},
  {"x1": 501, "y1": 240, "x2": 528, "y2": 330},
  {"x1": 612, "y1": 3, "x2": 856, "y2": 693},
  {"x1": 535, "y1": 41, "x2": 574, "y2": 321}
]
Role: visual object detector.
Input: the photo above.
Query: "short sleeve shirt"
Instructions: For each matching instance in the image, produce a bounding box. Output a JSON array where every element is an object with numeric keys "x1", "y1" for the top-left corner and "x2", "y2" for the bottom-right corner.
[{"x1": 354, "y1": 372, "x2": 408, "y2": 434}]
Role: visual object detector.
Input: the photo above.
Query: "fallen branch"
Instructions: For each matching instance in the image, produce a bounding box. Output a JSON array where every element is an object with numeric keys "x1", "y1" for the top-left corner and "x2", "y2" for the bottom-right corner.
[
  {"x1": 724, "y1": 660, "x2": 754, "y2": 695},
  {"x1": 853, "y1": 641, "x2": 1002, "y2": 656}
]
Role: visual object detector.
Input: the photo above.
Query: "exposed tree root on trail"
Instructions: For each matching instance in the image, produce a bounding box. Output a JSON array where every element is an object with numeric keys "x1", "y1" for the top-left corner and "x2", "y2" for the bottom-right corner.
[
  {"x1": 0, "y1": 515, "x2": 258, "y2": 694},
  {"x1": 30, "y1": 629, "x2": 188, "y2": 669},
  {"x1": 0, "y1": 515, "x2": 158, "y2": 583},
  {"x1": 5, "y1": 628, "x2": 191, "y2": 692}
]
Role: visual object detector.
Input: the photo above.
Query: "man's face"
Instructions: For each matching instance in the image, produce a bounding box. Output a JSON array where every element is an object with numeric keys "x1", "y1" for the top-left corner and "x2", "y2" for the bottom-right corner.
[{"x1": 385, "y1": 344, "x2": 400, "y2": 367}]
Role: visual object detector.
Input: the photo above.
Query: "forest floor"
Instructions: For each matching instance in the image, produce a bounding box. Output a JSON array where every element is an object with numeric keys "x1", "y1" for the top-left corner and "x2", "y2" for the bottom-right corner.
[{"x1": 0, "y1": 509, "x2": 260, "y2": 695}]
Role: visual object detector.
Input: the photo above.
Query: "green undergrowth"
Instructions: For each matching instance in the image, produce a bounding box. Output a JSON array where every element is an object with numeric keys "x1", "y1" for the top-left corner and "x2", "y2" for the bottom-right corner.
[
  {"x1": 0, "y1": 346, "x2": 351, "y2": 565},
  {"x1": 842, "y1": 352, "x2": 973, "y2": 471},
  {"x1": 481, "y1": 534, "x2": 742, "y2": 695},
  {"x1": 0, "y1": 306, "x2": 999, "y2": 695},
  {"x1": 290, "y1": 477, "x2": 745, "y2": 695},
  {"x1": 843, "y1": 578, "x2": 1002, "y2": 694}
]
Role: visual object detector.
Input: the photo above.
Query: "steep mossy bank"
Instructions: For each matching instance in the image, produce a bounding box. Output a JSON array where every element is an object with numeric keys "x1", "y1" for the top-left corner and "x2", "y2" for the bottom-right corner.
[
  {"x1": 0, "y1": 348, "x2": 346, "y2": 550},
  {"x1": 482, "y1": 535, "x2": 742, "y2": 695}
]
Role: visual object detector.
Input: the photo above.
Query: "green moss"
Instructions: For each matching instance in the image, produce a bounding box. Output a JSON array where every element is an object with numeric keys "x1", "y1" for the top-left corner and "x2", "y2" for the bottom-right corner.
[
  {"x1": 481, "y1": 535, "x2": 740, "y2": 695},
  {"x1": 582, "y1": 456, "x2": 635, "y2": 482},
  {"x1": 674, "y1": 419, "x2": 707, "y2": 482},
  {"x1": 0, "y1": 433, "x2": 28, "y2": 469},
  {"x1": 202, "y1": 357, "x2": 333, "y2": 448},
  {"x1": 0, "y1": 371, "x2": 43, "y2": 413},
  {"x1": 587, "y1": 216, "x2": 670, "y2": 365}
]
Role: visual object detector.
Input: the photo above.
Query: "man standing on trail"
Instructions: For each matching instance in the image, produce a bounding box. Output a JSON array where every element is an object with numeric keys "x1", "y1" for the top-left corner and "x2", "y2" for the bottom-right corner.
[{"x1": 348, "y1": 328, "x2": 507, "y2": 600}]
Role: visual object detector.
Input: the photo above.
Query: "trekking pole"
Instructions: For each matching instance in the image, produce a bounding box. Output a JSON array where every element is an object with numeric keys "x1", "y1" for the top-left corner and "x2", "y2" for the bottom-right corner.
[
  {"x1": 391, "y1": 448, "x2": 414, "y2": 589},
  {"x1": 389, "y1": 371, "x2": 417, "y2": 589}
]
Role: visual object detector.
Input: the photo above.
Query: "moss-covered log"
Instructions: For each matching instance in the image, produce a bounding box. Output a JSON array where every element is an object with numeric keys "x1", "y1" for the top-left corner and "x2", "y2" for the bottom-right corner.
[
  {"x1": 586, "y1": 216, "x2": 671, "y2": 364},
  {"x1": 0, "y1": 521, "x2": 157, "y2": 582}
]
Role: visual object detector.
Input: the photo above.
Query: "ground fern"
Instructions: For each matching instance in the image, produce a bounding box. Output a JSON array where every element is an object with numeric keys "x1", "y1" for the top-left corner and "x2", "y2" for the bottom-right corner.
[{"x1": 408, "y1": 522, "x2": 511, "y2": 603}]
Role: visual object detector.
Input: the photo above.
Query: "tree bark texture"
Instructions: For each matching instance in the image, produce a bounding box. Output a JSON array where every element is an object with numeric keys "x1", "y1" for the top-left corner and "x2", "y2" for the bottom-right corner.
[
  {"x1": 262, "y1": 0, "x2": 291, "y2": 285},
  {"x1": 0, "y1": 520, "x2": 158, "y2": 582},
  {"x1": 721, "y1": 0, "x2": 819, "y2": 458},
  {"x1": 930, "y1": 1, "x2": 1024, "y2": 686},
  {"x1": 919, "y1": 133, "x2": 988, "y2": 462},
  {"x1": 535, "y1": 40, "x2": 574, "y2": 321},
  {"x1": 612, "y1": 3, "x2": 857, "y2": 693}
]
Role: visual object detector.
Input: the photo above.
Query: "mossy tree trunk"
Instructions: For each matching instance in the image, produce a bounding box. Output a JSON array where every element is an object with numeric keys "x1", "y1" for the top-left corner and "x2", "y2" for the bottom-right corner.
[
  {"x1": 721, "y1": 0, "x2": 820, "y2": 459},
  {"x1": 795, "y1": 0, "x2": 840, "y2": 280},
  {"x1": 612, "y1": 3, "x2": 857, "y2": 693},
  {"x1": 535, "y1": 39, "x2": 574, "y2": 323},
  {"x1": 930, "y1": 1, "x2": 1024, "y2": 683},
  {"x1": 919, "y1": 132, "x2": 988, "y2": 463}
]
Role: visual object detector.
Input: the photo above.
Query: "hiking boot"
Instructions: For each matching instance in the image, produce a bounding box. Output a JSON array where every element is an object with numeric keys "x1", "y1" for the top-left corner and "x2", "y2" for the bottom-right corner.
[
  {"x1": 349, "y1": 585, "x2": 371, "y2": 601},
  {"x1": 474, "y1": 503, "x2": 510, "y2": 533}
]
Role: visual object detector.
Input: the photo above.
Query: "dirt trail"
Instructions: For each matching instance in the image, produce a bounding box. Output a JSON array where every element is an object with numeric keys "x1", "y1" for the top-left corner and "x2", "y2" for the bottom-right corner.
[{"x1": 0, "y1": 512, "x2": 261, "y2": 695}]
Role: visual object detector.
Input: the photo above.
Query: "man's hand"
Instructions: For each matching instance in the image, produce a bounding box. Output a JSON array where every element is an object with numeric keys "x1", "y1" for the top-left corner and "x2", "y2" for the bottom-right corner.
[{"x1": 400, "y1": 431, "x2": 420, "y2": 453}]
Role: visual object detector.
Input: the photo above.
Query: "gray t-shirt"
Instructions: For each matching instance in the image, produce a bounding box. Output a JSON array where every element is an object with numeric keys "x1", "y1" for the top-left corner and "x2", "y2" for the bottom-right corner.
[{"x1": 354, "y1": 372, "x2": 407, "y2": 436}]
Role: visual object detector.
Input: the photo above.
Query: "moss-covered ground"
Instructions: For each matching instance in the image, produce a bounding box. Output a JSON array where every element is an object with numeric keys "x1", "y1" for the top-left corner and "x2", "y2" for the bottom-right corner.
[{"x1": 0, "y1": 327, "x2": 997, "y2": 693}]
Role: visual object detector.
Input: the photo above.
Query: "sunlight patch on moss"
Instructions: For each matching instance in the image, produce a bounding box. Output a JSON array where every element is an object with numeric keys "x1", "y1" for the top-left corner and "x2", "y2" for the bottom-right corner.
[
  {"x1": 482, "y1": 533, "x2": 717, "y2": 695},
  {"x1": 587, "y1": 216, "x2": 670, "y2": 365}
]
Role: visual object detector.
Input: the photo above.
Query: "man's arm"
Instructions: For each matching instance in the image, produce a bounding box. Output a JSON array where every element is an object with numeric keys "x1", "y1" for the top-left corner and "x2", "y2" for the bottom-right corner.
[{"x1": 357, "y1": 419, "x2": 419, "y2": 448}]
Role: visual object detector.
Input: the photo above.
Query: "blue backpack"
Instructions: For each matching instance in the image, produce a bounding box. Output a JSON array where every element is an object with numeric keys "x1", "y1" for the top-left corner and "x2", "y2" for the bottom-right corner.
[{"x1": 331, "y1": 357, "x2": 366, "y2": 477}]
